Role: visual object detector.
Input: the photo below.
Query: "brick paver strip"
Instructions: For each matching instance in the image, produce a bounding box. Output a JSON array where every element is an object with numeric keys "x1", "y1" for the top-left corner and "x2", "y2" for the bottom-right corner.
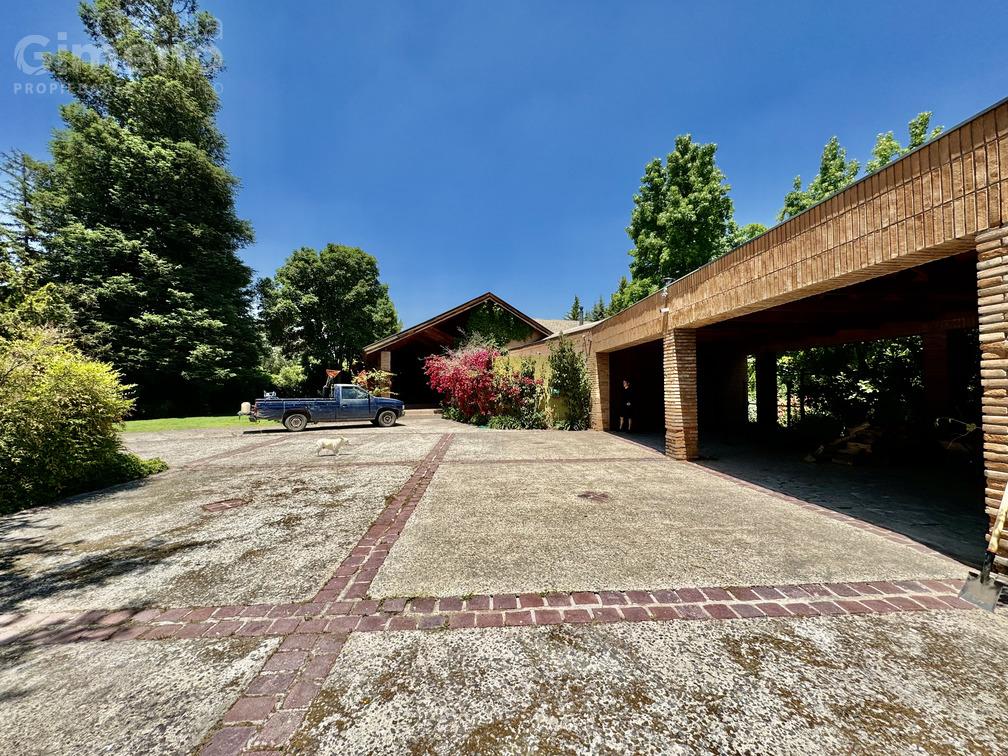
[
  {"x1": 5, "y1": 578, "x2": 974, "y2": 651},
  {"x1": 314, "y1": 433, "x2": 455, "y2": 603},
  {"x1": 191, "y1": 434, "x2": 454, "y2": 753}
]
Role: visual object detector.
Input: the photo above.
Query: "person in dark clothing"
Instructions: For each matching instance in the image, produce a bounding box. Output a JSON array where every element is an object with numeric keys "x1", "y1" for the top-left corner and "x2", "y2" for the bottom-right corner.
[{"x1": 619, "y1": 379, "x2": 633, "y2": 432}]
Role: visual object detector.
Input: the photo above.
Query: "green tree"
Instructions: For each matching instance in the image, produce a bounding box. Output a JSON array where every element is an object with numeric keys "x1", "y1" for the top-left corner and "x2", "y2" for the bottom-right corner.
[
  {"x1": 778, "y1": 136, "x2": 860, "y2": 220},
  {"x1": 0, "y1": 150, "x2": 43, "y2": 268},
  {"x1": 725, "y1": 220, "x2": 767, "y2": 251},
  {"x1": 865, "y1": 112, "x2": 943, "y2": 174},
  {"x1": 0, "y1": 150, "x2": 73, "y2": 338},
  {"x1": 260, "y1": 346, "x2": 306, "y2": 395},
  {"x1": 588, "y1": 296, "x2": 607, "y2": 321},
  {"x1": 35, "y1": 0, "x2": 260, "y2": 414},
  {"x1": 260, "y1": 244, "x2": 399, "y2": 380},
  {"x1": 609, "y1": 135, "x2": 735, "y2": 313},
  {"x1": 626, "y1": 135, "x2": 734, "y2": 286},
  {"x1": 608, "y1": 276, "x2": 655, "y2": 315},
  {"x1": 777, "y1": 337, "x2": 925, "y2": 429},
  {"x1": 566, "y1": 294, "x2": 582, "y2": 321}
]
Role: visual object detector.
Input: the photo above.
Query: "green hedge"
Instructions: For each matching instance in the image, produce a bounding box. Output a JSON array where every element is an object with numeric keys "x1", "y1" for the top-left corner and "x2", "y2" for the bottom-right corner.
[{"x1": 0, "y1": 330, "x2": 166, "y2": 513}]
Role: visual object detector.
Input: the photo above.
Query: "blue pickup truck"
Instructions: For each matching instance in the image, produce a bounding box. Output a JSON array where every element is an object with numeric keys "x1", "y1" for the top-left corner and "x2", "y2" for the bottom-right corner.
[{"x1": 243, "y1": 384, "x2": 405, "y2": 431}]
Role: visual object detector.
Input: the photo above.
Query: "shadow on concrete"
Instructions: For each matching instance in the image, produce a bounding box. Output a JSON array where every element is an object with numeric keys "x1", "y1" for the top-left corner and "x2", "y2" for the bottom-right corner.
[
  {"x1": 239, "y1": 421, "x2": 392, "y2": 435},
  {"x1": 696, "y1": 435, "x2": 986, "y2": 568},
  {"x1": 0, "y1": 506, "x2": 212, "y2": 616}
]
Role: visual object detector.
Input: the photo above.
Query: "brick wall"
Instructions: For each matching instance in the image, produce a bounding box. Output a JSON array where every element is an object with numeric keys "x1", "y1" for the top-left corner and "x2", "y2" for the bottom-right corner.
[{"x1": 976, "y1": 223, "x2": 1008, "y2": 569}]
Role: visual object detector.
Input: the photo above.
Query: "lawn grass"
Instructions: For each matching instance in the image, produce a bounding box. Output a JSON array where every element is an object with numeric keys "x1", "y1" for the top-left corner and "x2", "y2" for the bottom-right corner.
[{"x1": 122, "y1": 415, "x2": 260, "y2": 432}]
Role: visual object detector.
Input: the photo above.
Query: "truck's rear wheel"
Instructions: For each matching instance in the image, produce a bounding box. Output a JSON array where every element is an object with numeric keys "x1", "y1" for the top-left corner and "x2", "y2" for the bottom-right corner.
[
  {"x1": 376, "y1": 409, "x2": 397, "y2": 428},
  {"x1": 283, "y1": 413, "x2": 308, "y2": 432}
]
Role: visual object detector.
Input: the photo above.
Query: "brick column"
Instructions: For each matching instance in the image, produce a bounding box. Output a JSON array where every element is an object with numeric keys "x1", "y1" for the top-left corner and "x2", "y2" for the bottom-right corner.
[
  {"x1": 755, "y1": 352, "x2": 778, "y2": 430},
  {"x1": 977, "y1": 224, "x2": 1008, "y2": 571},
  {"x1": 378, "y1": 350, "x2": 392, "y2": 397},
  {"x1": 664, "y1": 329, "x2": 698, "y2": 459},
  {"x1": 589, "y1": 351, "x2": 610, "y2": 431}
]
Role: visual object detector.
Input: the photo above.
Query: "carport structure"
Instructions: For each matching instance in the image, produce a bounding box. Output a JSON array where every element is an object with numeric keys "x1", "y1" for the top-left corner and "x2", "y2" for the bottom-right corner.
[{"x1": 516, "y1": 98, "x2": 1008, "y2": 570}]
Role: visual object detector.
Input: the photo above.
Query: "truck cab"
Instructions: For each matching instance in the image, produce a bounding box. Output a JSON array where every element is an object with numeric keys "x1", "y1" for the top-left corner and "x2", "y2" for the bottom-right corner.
[{"x1": 243, "y1": 384, "x2": 405, "y2": 431}]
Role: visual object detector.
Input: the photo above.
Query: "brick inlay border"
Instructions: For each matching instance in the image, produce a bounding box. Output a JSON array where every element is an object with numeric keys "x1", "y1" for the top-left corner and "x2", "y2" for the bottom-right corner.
[
  {"x1": 313, "y1": 433, "x2": 454, "y2": 603},
  {"x1": 196, "y1": 432, "x2": 455, "y2": 753},
  {"x1": 183, "y1": 434, "x2": 292, "y2": 468},
  {"x1": 441, "y1": 455, "x2": 668, "y2": 465},
  {"x1": 0, "y1": 579, "x2": 974, "y2": 650}
]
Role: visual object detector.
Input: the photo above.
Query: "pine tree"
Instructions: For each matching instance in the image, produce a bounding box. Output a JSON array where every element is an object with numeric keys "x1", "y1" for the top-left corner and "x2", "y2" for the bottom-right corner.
[
  {"x1": 36, "y1": 0, "x2": 259, "y2": 414},
  {"x1": 566, "y1": 295, "x2": 582, "y2": 321}
]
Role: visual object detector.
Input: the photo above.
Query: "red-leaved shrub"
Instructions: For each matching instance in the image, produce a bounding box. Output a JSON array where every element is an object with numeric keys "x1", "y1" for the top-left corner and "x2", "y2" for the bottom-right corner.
[{"x1": 424, "y1": 346, "x2": 500, "y2": 419}]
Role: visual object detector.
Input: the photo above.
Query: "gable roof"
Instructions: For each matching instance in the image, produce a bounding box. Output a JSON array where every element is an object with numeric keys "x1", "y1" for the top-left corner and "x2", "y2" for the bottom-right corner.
[
  {"x1": 363, "y1": 292, "x2": 552, "y2": 354},
  {"x1": 535, "y1": 318, "x2": 586, "y2": 333}
]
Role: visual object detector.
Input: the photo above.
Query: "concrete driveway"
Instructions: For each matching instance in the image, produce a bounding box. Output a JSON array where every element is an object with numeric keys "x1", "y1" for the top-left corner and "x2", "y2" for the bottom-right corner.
[{"x1": 1, "y1": 412, "x2": 1005, "y2": 755}]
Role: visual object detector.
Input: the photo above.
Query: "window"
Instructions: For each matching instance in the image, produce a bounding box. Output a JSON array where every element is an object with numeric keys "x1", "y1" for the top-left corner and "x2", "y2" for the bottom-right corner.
[{"x1": 341, "y1": 386, "x2": 368, "y2": 400}]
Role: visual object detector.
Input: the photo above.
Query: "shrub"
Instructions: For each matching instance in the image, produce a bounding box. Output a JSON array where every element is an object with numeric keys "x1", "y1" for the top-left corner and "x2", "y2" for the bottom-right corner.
[
  {"x1": 487, "y1": 415, "x2": 524, "y2": 429},
  {"x1": 495, "y1": 359, "x2": 547, "y2": 429},
  {"x1": 353, "y1": 368, "x2": 394, "y2": 396},
  {"x1": 426, "y1": 346, "x2": 546, "y2": 429},
  {"x1": 548, "y1": 335, "x2": 591, "y2": 430},
  {"x1": 75, "y1": 451, "x2": 168, "y2": 493},
  {"x1": 0, "y1": 329, "x2": 166, "y2": 512},
  {"x1": 440, "y1": 405, "x2": 467, "y2": 423},
  {"x1": 424, "y1": 344, "x2": 500, "y2": 419}
]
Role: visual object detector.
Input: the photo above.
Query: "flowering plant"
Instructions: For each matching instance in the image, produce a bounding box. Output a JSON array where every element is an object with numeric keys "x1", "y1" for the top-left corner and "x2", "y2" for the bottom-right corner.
[
  {"x1": 425, "y1": 346, "x2": 546, "y2": 428},
  {"x1": 424, "y1": 346, "x2": 500, "y2": 420}
]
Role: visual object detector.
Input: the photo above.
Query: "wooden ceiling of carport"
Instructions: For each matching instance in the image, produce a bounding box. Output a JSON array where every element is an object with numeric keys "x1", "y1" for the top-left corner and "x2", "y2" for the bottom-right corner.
[{"x1": 696, "y1": 251, "x2": 979, "y2": 353}]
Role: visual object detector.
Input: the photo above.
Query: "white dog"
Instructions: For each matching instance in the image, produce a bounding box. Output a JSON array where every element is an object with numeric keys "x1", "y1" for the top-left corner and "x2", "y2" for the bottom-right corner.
[{"x1": 316, "y1": 437, "x2": 351, "y2": 456}]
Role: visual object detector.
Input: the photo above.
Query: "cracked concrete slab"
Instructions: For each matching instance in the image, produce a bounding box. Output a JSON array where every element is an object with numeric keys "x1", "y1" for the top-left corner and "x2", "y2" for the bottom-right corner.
[
  {"x1": 371, "y1": 459, "x2": 963, "y2": 598},
  {"x1": 287, "y1": 611, "x2": 1008, "y2": 755},
  {"x1": 124, "y1": 430, "x2": 267, "y2": 467},
  {"x1": 0, "y1": 636, "x2": 277, "y2": 756},
  {"x1": 2, "y1": 463, "x2": 413, "y2": 613}
]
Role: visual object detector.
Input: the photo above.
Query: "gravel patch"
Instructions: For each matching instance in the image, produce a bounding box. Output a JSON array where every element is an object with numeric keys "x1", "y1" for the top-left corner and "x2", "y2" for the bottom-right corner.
[
  {"x1": 0, "y1": 636, "x2": 277, "y2": 755},
  {"x1": 289, "y1": 610, "x2": 1008, "y2": 754},
  {"x1": 2, "y1": 464, "x2": 413, "y2": 612}
]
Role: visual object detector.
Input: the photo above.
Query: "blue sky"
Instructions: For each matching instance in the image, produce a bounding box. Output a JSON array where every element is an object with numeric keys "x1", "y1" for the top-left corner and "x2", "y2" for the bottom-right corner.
[{"x1": 3, "y1": 2, "x2": 1007, "y2": 326}]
